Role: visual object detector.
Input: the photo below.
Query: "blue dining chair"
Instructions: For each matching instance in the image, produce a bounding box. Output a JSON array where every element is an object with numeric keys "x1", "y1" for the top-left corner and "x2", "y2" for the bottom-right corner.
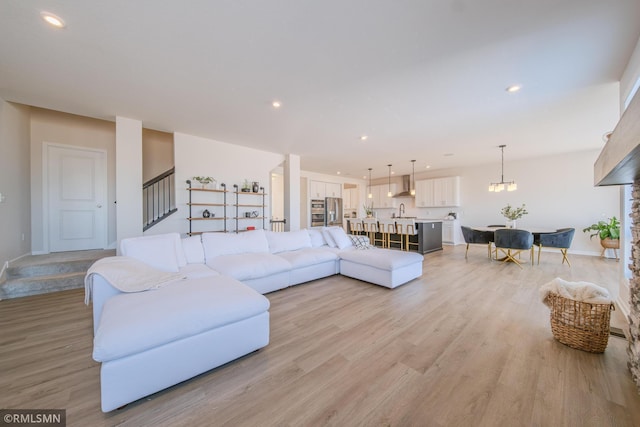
[
  {"x1": 493, "y1": 229, "x2": 534, "y2": 268},
  {"x1": 461, "y1": 226, "x2": 494, "y2": 259},
  {"x1": 534, "y1": 228, "x2": 575, "y2": 266}
]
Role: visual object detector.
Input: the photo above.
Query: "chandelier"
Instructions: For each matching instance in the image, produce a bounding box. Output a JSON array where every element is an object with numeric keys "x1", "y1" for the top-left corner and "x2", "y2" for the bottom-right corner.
[{"x1": 489, "y1": 145, "x2": 517, "y2": 192}]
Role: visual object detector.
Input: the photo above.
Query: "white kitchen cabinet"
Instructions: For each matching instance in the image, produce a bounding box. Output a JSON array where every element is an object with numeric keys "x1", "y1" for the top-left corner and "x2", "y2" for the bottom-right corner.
[
  {"x1": 326, "y1": 182, "x2": 342, "y2": 198},
  {"x1": 343, "y1": 187, "x2": 359, "y2": 209},
  {"x1": 309, "y1": 180, "x2": 325, "y2": 199},
  {"x1": 415, "y1": 177, "x2": 460, "y2": 207},
  {"x1": 415, "y1": 179, "x2": 434, "y2": 207},
  {"x1": 442, "y1": 219, "x2": 464, "y2": 245},
  {"x1": 433, "y1": 176, "x2": 460, "y2": 207},
  {"x1": 310, "y1": 180, "x2": 342, "y2": 199},
  {"x1": 371, "y1": 183, "x2": 397, "y2": 208}
]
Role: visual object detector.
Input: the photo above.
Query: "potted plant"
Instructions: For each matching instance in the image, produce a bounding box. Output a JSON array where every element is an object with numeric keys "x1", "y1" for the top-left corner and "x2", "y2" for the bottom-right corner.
[
  {"x1": 500, "y1": 203, "x2": 528, "y2": 228},
  {"x1": 192, "y1": 176, "x2": 215, "y2": 189},
  {"x1": 583, "y1": 216, "x2": 620, "y2": 251},
  {"x1": 363, "y1": 203, "x2": 374, "y2": 218}
]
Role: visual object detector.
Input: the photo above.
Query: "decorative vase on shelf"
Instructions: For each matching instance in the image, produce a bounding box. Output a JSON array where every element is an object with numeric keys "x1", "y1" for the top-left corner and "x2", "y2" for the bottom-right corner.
[
  {"x1": 202, "y1": 209, "x2": 211, "y2": 218},
  {"x1": 506, "y1": 219, "x2": 516, "y2": 229},
  {"x1": 252, "y1": 181, "x2": 259, "y2": 193}
]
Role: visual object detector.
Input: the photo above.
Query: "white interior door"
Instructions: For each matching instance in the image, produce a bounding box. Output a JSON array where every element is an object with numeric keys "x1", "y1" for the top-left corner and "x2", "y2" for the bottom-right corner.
[{"x1": 47, "y1": 144, "x2": 107, "y2": 252}]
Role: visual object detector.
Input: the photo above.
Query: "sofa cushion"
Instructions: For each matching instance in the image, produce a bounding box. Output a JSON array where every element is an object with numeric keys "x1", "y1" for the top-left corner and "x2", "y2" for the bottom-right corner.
[
  {"x1": 265, "y1": 230, "x2": 312, "y2": 254},
  {"x1": 207, "y1": 253, "x2": 291, "y2": 281},
  {"x1": 93, "y1": 276, "x2": 269, "y2": 362},
  {"x1": 276, "y1": 248, "x2": 338, "y2": 268},
  {"x1": 322, "y1": 226, "x2": 342, "y2": 248},
  {"x1": 306, "y1": 228, "x2": 327, "y2": 248},
  {"x1": 181, "y1": 235, "x2": 205, "y2": 264},
  {"x1": 348, "y1": 234, "x2": 375, "y2": 250},
  {"x1": 120, "y1": 233, "x2": 183, "y2": 272},
  {"x1": 328, "y1": 227, "x2": 353, "y2": 250},
  {"x1": 179, "y1": 264, "x2": 219, "y2": 279},
  {"x1": 202, "y1": 229, "x2": 269, "y2": 261},
  {"x1": 339, "y1": 248, "x2": 424, "y2": 270}
]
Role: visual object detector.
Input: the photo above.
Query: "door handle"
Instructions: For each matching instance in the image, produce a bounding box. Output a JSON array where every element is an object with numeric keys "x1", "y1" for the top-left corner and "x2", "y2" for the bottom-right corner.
[{"x1": 97, "y1": 203, "x2": 103, "y2": 208}]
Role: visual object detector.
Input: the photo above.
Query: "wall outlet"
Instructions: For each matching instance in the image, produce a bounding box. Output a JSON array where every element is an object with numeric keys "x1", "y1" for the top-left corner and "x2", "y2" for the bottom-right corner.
[{"x1": 0, "y1": 193, "x2": 5, "y2": 203}]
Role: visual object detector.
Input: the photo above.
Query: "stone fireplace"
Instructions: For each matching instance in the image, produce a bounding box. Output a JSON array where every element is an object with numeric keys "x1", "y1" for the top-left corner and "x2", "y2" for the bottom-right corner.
[{"x1": 595, "y1": 90, "x2": 640, "y2": 391}]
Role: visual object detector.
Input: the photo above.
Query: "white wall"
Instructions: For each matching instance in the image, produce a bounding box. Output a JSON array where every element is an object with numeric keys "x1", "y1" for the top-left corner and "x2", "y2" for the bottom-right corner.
[
  {"x1": 373, "y1": 149, "x2": 618, "y2": 256},
  {"x1": 621, "y1": 35, "x2": 640, "y2": 110},
  {"x1": 148, "y1": 132, "x2": 284, "y2": 236},
  {"x1": 142, "y1": 128, "x2": 174, "y2": 182},
  {"x1": 115, "y1": 117, "x2": 143, "y2": 246},
  {"x1": 0, "y1": 99, "x2": 31, "y2": 274}
]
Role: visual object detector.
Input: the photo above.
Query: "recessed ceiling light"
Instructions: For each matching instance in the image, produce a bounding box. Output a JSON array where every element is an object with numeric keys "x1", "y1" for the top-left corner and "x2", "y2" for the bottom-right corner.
[
  {"x1": 336, "y1": 171, "x2": 341, "y2": 175},
  {"x1": 41, "y1": 12, "x2": 66, "y2": 28},
  {"x1": 506, "y1": 84, "x2": 521, "y2": 93},
  {"x1": 360, "y1": 135, "x2": 368, "y2": 141},
  {"x1": 272, "y1": 100, "x2": 281, "y2": 108},
  {"x1": 425, "y1": 165, "x2": 431, "y2": 169}
]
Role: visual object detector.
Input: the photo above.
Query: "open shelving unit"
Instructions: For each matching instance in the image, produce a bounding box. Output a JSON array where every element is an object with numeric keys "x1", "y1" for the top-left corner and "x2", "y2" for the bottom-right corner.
[
  {"x1": 232, "y1": 184, "x2": 266, "y2": 233},
  {"x1": 186, "y1": 180, "x2": 228, "y2": 235}
]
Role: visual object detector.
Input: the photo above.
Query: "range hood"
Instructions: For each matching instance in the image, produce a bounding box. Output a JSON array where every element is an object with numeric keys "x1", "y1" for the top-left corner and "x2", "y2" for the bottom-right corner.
[{"x1": 393, "y1": 175, "x2": 414, "y2": 198}]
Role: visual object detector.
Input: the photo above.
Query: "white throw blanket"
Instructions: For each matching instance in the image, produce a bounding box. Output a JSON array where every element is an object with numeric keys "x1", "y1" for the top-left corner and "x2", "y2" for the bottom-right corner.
[
  {"x1": 539, "y1": 277, "x2": 612, "y2": 307},
  {"x1": 84, "y1": 256, "x2": 185, "y2": 304}
]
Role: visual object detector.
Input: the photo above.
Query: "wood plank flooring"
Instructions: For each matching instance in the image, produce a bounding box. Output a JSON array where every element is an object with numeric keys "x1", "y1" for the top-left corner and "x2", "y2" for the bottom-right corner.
[{"x1": 1, "y1": 245, "x2": 639, "y2": 426}]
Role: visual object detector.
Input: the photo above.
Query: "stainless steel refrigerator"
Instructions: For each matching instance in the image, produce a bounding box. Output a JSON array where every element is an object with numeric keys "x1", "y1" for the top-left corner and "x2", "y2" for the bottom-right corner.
[{"x1": 325, "y1": 197, "x2": 343, "y2": 226}]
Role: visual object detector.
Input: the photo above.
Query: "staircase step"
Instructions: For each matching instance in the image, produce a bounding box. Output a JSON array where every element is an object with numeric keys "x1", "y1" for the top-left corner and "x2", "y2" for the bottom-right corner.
[
  {"x1": 1, "y1": 249, "x2": 115, "y2": 299},
  {"x1": 0, "y1": 272, "x2": 86, "y2": 299},
  {"x1": 7, "y1": 259, "x2": 97, "y2": 279}
]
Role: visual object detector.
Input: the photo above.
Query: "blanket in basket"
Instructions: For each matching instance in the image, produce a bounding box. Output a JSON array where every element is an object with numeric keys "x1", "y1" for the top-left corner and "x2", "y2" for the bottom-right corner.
[{"x1": 539, "y1": 277, "x2": 611, "y2": 306}]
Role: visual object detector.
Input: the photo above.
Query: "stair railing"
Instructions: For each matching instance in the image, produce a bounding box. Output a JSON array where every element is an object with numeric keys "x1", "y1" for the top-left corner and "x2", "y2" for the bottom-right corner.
[{"x1": 143, "y1": 167, "x2": 177, "y2": 231}]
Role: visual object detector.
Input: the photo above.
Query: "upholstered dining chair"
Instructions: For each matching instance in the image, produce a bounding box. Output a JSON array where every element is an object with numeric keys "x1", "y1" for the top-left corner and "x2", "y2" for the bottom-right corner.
[
  {"x1": 493, "y1": 229, "x2": 534, "y2": 268},
  {"x1": 461, "y1": 226, "x2": 494, "y2": 259},
  {"x1": 533, "y1": 228, "x2": 575, "y2": 266}
]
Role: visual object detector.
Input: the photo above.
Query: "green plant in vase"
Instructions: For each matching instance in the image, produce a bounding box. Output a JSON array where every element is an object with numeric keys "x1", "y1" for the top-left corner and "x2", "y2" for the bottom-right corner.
[
  {"x1": 363, "y1": 203, "x2": 374, "y2": 218},
  {"x1": 500, "y1": 203, "x2": 528, "y2": 228},
  {"x1": 192, "y1": 176, "x2": 214, "y2": 188}
]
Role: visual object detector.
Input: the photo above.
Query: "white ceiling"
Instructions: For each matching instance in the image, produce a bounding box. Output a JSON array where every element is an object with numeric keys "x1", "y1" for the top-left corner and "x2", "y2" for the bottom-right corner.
[{"x1": 1, "y1": 1, "x2": 639, "y2": 179}]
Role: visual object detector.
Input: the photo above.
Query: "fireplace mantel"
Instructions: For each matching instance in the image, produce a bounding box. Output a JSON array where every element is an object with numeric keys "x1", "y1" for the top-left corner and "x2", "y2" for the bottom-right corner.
[{"x1": 595, "y1": 90, "x2": 640, "y2": 186}]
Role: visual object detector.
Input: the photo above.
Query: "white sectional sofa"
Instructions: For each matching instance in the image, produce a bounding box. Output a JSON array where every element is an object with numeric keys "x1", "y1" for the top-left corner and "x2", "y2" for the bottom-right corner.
[{"x1": 85, "y1": 227, "x2": 423, "y2": 412}]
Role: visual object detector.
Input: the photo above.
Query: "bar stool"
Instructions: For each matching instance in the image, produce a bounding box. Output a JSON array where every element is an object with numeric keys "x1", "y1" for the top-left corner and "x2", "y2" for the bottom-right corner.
[
  {"x1": 378, "y1": 219, "x2": 402, "y2": 249},
  {"x1": 350, "y1": 219, "x2": 364, "y2": 236},
  {"x1": 396, "y1": 218, "x2": 419, "y2": 251},
  {"x1": 363, "y1": 218, "x2": 384, "y2": 247}
]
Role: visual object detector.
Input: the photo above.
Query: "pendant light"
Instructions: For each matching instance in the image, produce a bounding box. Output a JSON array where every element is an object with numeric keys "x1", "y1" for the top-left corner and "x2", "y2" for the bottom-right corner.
[
  {"x1": 410, "y1": 160, "x2": 416, "y2": 196},
  {"x1": 387, "y1": 164, "x2": 393, "y2": 197},
  {"x1": 367, "y1": 168, "x2": 373, "y2": 199},
  {"x1": 488, "y1": 145, "x2": 517, "y2": 192}
]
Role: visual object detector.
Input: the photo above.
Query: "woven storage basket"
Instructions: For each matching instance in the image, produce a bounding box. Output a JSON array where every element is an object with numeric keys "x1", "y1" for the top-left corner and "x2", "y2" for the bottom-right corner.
[{"x1": 547, "y1": 293, "x2": 614, "y2": 353}]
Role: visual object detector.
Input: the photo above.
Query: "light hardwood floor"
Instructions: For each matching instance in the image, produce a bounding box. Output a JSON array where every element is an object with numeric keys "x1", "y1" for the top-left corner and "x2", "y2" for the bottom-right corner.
[{"x1": 1, "y1": 245, "x2": 639, "y2": 426}]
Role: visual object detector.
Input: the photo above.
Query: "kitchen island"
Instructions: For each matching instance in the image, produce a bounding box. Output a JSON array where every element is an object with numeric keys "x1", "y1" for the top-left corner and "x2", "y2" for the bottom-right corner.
[{"x1": 346, "y1": 218, "x2": 443, "y2": 254}]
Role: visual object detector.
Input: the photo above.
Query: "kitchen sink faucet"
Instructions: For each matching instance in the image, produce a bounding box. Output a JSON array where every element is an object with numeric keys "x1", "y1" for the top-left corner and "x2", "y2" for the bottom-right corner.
[{"x1": 399, "y1": 203, "x2": 405, "y2": 218}]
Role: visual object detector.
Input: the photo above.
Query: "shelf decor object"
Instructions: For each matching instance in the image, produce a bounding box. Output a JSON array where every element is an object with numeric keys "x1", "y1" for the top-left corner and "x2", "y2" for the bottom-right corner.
[{"x1": 489, "y1": 145, "x2": 517, "y2": 192}]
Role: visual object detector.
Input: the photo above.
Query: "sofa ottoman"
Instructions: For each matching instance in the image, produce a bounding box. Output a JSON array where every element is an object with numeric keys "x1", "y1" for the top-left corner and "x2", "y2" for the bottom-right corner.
[{"x1": 339, "y1": 249, "x2": 424, "y2": 288}]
